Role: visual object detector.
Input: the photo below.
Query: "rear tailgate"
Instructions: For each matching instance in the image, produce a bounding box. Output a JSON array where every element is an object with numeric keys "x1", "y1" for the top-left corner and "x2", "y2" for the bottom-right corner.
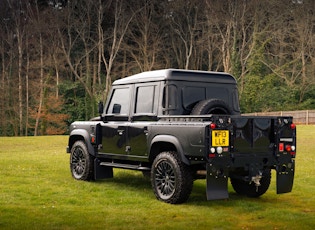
[{"x1": 206, "y1": 115, "x2": 296, "y2": 200}]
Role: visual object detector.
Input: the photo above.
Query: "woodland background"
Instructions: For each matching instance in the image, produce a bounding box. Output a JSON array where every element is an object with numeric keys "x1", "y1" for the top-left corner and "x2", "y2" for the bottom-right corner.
[{"x1": 0, "y1": 0, "x2": 314, "y2": 136}]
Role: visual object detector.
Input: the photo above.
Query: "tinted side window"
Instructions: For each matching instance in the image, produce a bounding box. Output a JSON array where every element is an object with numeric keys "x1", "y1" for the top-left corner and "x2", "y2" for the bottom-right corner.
[
  {"x1": 135, "y1": 85, "x2": 155, "y2": 114},
  {"x1": 182, "y1": 87, "x2": 206, "y2": 109},
  {"x1": 107, "y1": 87, "x2": 130, "y2": 115},
  {"x1": 206, "y1": 87, "x2": 228, "y2": 102}
]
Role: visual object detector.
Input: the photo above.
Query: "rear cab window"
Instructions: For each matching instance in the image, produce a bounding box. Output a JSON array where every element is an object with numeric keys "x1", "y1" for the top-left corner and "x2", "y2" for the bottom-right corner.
[{"x1": 132, "y1": 82, "x2": 160, "y2": 120}]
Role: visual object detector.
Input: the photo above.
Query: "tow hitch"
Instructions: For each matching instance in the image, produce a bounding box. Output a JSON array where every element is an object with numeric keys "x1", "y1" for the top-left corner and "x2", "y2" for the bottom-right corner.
[{"x1": 251, "y1": 173, "x2": 263, "y2": 192}]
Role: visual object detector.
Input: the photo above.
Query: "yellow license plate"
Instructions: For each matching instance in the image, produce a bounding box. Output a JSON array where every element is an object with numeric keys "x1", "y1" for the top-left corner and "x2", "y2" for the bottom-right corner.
[{"x1": 212, "y1": 130, "x2": 229, "y2": 147}]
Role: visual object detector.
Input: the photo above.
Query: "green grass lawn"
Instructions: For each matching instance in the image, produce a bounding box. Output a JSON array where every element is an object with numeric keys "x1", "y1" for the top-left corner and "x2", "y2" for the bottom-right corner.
[{"x1": 0, "y1": 125, "x2": 314, "y2": 229}]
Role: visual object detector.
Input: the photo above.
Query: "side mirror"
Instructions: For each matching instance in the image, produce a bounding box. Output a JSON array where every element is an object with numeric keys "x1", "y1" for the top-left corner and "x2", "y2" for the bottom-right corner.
[{"x1": 98, "y1": 101, "x2": 104, "y2": 115}]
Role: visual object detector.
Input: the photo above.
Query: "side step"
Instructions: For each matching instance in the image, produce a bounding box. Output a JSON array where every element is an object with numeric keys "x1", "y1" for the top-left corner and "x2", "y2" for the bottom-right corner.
[{"x1": 100, "y1": 161, "x2": 151, "y2": 171}]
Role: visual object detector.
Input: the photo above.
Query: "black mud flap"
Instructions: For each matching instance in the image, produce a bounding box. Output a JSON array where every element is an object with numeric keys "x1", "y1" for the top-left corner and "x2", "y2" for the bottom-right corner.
[
  {"x1": 206, "y1": 164, "x2": 229, "y2": 200},
  {"x1": 94, "y1": 158, "x2": 113, "y2": 180},
  {"x1": 276, "y1": 161, "x2": 295, "y2": 194}
]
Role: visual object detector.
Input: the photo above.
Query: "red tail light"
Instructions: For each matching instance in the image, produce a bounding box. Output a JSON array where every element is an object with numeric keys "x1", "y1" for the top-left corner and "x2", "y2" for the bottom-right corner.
[
  {"x1": 210, "y1": 123, "x2": 216, "y2": 129},
  {"x1": 290, "y1": 123, "x2": 296, "y2": 129}
]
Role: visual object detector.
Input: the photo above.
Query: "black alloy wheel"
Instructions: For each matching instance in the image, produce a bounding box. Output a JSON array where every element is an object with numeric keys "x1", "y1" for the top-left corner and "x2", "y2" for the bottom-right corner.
[
  {"x1": 151, "y1": 151, "x2": 193, "y2": 204},
  {"x1": 70, "y1": 141, "x2": 94, "y2": 181}
]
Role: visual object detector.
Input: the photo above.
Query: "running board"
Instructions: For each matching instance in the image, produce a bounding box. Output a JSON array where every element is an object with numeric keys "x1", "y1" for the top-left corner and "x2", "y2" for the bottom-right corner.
[{"x1": 100, "y1": 162, "x2": 151, "y2": 171}]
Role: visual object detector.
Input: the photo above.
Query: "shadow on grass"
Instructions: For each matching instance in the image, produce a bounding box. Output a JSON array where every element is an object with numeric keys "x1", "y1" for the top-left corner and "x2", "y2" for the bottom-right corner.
[
  {"x1": 94, "y1": 170, "x2": 152, "y2": 192},
  {"x1": 91, "y1": 169, "x2": 276, "y2": 206}
]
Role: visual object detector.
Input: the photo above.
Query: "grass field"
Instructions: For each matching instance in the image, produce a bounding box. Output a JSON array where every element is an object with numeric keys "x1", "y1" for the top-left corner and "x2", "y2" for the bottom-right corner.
[{"x1": 0, "y1": 125, "x2": 314, "y2": 229}]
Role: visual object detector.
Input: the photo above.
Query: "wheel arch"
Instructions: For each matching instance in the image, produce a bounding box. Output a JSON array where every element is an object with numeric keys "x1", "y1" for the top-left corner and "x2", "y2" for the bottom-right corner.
[
  {"x1": 68, "y1": 129, "x2": 96, "y2": 156},
  {"x1": 149, "y1": 135, "x2": 190, "y2": 165}
]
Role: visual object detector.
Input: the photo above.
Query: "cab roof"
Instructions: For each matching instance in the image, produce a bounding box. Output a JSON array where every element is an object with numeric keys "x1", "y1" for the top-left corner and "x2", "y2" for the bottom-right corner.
[{"x1": 112, "y1": 69, "x2": 237, "y2": 85}]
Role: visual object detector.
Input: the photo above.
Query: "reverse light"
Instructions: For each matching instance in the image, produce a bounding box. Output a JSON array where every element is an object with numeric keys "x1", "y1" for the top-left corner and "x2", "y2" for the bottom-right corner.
[{"x1": 216, "y1": 147, "x2": 223, "y2": 154}]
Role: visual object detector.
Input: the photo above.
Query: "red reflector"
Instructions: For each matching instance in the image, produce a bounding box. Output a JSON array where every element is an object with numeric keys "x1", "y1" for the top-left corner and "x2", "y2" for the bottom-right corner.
[
  {"x1": 290, "y1": 151, "x2": 296, "y2": 156},
  {"x1": 279, "y1": 143, "x2": 284, "y2": 152},
  {"x1": 210, "y1": 123, "x2": 216, "y2": 129},
  {"x1": 91, "y1": 136, "x2": 96, "y2": 144},
  {"x1": 223, "y1": 147, "x2": 229, "y2": 152},
  {"x1": 290, "y1": 123, "x2": 296, "y2": 129},
  {"x1": 209, "y1": 153, "x2": 216, "y2": 158}
]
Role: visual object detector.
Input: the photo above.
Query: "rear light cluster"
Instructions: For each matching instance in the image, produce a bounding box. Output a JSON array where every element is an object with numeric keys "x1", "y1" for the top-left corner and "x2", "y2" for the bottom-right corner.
[
  {"x1": 278, "y1": 143, "x2": 296, "y2": 156},
  {"x1": 278, "y1": 122, "x2": 296, "y2": 156},
  {"x1": 209, "y1": 147, "x2": 229, "y2": 158}
]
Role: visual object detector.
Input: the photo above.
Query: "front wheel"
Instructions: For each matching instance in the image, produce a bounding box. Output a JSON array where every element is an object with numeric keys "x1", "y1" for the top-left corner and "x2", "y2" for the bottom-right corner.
[
  {"x1": 70, "y1": 141, "x2": 94, "y2": 181},
  {"x1": 151, "y1": 151, "x2": 193, "y2": 204}
]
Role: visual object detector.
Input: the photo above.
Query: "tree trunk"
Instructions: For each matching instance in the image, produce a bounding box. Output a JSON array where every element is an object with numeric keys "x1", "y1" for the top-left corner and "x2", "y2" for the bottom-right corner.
[
  {"x1": 25, "y1": 43, "x2": 30, "y2": 136},
  {"x1": 16, "y1": 28, "x2": 23, "y2": 136},
  {"x1": 34, "y1": 34, "x2": 44, "y2": 136}
]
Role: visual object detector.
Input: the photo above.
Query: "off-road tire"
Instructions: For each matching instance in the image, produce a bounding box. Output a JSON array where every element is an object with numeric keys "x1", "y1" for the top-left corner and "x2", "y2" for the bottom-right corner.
[
  {"x1": 70, "y1": 141, "x2": 94, "y2": 181},
  {"x1": 191, "y1": 98, "x2": 233, "y2": 115},
  {"x1": 151, "y1": 151, "x2": 193, "y2": 204},
  {"x1": 230, "y1": 169, "x2": 271, "y2": 198}
]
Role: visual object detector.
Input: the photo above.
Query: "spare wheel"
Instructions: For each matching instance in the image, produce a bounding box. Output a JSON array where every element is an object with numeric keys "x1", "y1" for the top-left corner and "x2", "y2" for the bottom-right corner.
[{"x1": 190, "y1": 99, "x2": 234, "y2": 115}]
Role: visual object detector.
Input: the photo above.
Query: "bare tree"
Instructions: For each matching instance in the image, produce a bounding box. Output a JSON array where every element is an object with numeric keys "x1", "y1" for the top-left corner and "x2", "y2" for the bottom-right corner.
[
  {"x1": 123, "y1": 1, "x2": 164, "y2": 73},
  {"x1": 6, "y1": 0, "x2": 26, "y2": 135},
  {"x1": 100, "y1": 0, "x2": 138, "y2": 98},
  {"x1": 166, "y1": 0, "x2": 201, "y2": 69},
  {"x1": 57, "y1": 4, "x2": 93, "y2": 99},
  {"x1": 261, "y1": 0, "x2": 315, "y2": 103}
]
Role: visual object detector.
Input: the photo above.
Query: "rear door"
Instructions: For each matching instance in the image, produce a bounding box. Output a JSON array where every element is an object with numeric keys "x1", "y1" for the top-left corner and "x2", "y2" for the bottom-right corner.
[{"x1": 128, "y1": 82, "x2": 160, "y2": 158}]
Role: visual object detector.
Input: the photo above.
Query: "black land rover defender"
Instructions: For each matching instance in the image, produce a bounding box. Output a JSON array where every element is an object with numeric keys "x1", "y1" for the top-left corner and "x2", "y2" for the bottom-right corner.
[{"x1": 67, "y1": 69, "x2": 296, "y2": 204}]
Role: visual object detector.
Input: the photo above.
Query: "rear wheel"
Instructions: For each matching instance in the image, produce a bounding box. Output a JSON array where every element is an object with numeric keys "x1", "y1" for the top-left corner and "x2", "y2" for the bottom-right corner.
[
  {"x1": 70, "y1": 141, "x2": 94, "y2": 181},
  {"x1": 151, "y1": 151, "x2": 193, "y2": 204},
  {"x1": 230, "y1": 169, "x2": 271, "y2": 198}
]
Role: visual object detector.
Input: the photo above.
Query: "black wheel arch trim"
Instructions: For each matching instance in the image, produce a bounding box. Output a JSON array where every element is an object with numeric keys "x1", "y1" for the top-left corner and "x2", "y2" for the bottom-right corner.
[
  {"x1": 68, "y1": 129, "x2": 96, "y2": 156},
  {"x1": 150, "y1": 135, "x2": 190, "y2": 165}
]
